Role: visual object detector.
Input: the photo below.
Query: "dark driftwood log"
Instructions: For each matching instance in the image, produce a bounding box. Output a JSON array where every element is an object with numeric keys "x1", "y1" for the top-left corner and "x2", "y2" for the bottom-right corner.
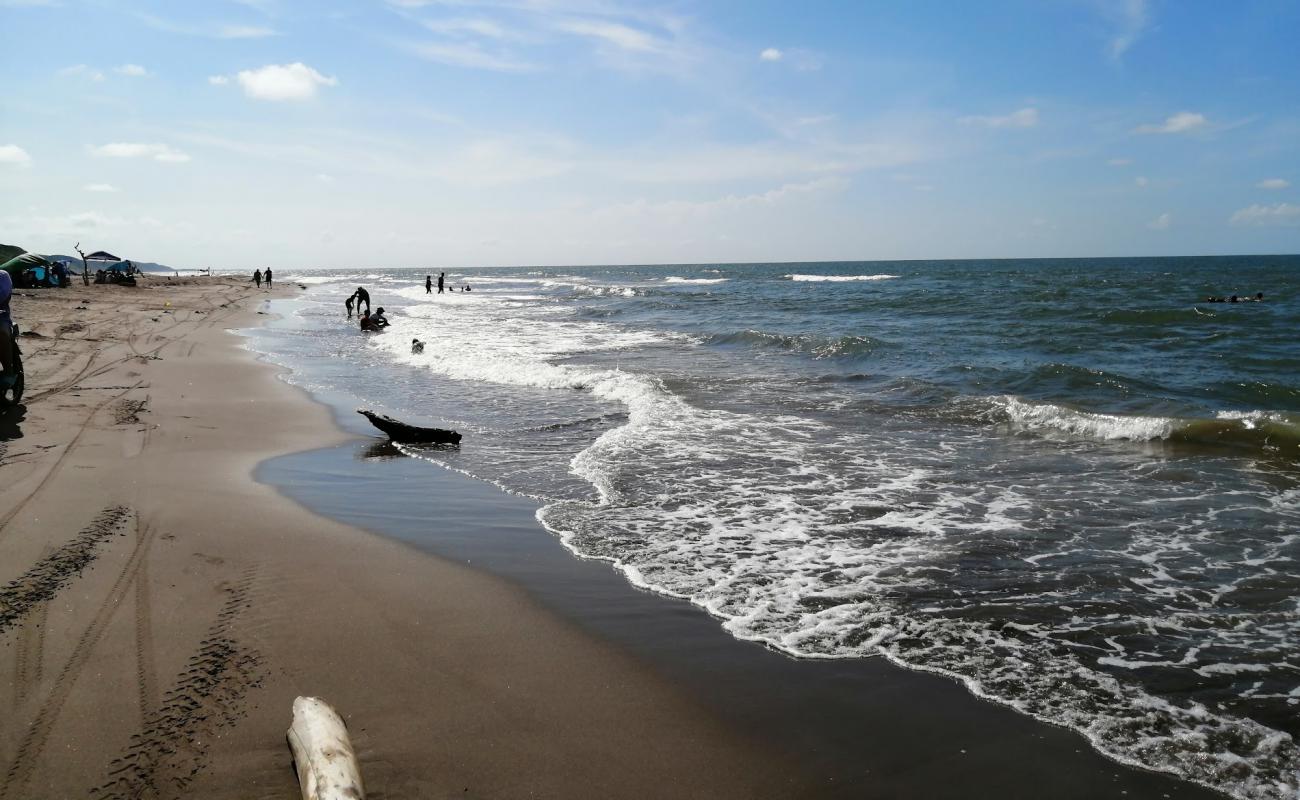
[{"x1": 357, "y1": 409, "x2": 462, "y2": 444}]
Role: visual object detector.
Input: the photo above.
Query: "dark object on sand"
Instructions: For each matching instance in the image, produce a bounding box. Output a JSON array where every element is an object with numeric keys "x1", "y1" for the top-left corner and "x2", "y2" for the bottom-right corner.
[
  {"x1": 2, "y1": 325, "x2": 24, "y2": 405},
  {"x1": 358, "y1": 409, "x2": 461, "y2": 444}
]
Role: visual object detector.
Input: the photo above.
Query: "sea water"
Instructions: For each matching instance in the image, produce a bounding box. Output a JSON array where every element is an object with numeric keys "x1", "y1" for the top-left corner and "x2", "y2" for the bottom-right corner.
[{"x1": 250, "y1": 257, "x2": 1300, "y2": 799}]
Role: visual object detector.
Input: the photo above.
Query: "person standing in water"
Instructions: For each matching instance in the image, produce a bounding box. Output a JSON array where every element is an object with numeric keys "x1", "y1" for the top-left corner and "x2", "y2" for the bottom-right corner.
[
  {"x1": 253, "y1": 269, "x2": 262, "y2": 288},
  {"x1": 345, "y1": 294, "x2": 355, "y2": 318},
  {"x1": 437, "y1": 272, "x2": 445, "y2": 294},
  {"x1": 426, "y1": 275, "x2": 432, "y2": 294},
  {"x1": 351, "y1": 286, "x2": 371, "y2": 314},
  {"x1": 264, "y1": 267, "x2": 273, "y2": 288}
]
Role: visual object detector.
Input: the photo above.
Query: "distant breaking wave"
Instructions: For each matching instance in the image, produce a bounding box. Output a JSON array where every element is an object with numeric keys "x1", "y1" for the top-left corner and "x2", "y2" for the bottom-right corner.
[
  {"x1": 991, "y1": 396, "x2": 1300, "y2": 456},
  {"x1": 787, "y1": 274, "x2": 899, "y2": 282},
  {"x1": 665, "y1": 277, "x2": 729, "y2": 285}
]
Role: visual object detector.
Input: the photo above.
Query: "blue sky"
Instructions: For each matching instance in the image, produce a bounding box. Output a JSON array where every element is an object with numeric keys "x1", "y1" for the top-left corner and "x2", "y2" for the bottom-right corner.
[{"x1": 1, "y1": 0, "x2": 1298, "y2": 268}]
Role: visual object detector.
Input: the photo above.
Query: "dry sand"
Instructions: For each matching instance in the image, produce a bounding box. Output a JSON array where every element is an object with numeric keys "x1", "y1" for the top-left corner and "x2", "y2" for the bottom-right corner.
[{"x1": 0, "y1": 277, "x2": 802, "y2": 798}]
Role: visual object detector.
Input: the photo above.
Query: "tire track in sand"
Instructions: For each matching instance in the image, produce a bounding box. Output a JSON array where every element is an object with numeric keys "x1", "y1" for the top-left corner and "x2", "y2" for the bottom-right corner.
[
  {"x1": 0, "y1": 509, "x2": 154, "y2": 800},
  {"x1": 134, "y1": 543, "x2": 158, "y2": 723},
  {"x1": 0, "y1": 382, "x2": 142, "y2": 538},
  {"x1": 91, "y1": 567, "x2": 264, "y2": 800},
  {"x1": 9, "y1": 549, "x2": 52, "y2": 708},
  {"x1": 0, "y1": 506, "x2": 132, "y2": 634}
]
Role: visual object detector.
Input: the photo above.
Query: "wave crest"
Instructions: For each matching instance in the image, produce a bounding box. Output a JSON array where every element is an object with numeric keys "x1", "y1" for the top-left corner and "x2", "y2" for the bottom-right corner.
[
  {"x1": 787, "y1": 274, "x2": 899, "y2": 282},
  {"x1": 993, "y1": 397, "x2": 1300, "y2": 455}
]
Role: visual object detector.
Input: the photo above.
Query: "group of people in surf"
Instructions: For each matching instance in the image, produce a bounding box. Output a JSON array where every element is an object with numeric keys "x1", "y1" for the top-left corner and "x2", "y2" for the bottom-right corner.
[
  {"x1": 347, "y1": 275, "x2": 471, "y2": 344},
  {"x1": 426, "y1": 273, "x2": 471, "y2": 294},
  {"x1": 345, "y1": 286, "x2": 390, "y2": 331},
  {"x1": 1203, "y1": 292, "x2": 1264, "y2": 303}
]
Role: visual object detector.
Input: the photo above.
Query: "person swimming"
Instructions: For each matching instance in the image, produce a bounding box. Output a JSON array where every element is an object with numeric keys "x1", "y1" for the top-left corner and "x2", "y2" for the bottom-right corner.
[{"x1": 411, "y1": 338, "x2": 424, "y2": 354}]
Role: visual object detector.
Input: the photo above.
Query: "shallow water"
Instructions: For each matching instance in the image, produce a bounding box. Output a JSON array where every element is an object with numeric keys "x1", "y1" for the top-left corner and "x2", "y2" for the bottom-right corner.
[{"x1": 249, "y1": 256, "x2": 1300, "y2": 799}]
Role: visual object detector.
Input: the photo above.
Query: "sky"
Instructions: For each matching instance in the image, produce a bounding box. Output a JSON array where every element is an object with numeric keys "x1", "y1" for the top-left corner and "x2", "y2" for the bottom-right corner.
[{"x1": 1, "y1": 0, "x2": 1298, "y2": 269}]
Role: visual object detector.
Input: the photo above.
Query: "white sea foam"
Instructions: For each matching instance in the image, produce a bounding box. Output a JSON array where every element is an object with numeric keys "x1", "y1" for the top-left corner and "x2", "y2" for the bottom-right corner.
[
  {"x1": 998, "y1": 396, "x2": 1176, "y2": 441},
  {"x1": 786, "y1": 274, "x2": 899, "y2": 282},
  {"x1": 665, "y1": 277, "x2": 729, "y2": 284}
]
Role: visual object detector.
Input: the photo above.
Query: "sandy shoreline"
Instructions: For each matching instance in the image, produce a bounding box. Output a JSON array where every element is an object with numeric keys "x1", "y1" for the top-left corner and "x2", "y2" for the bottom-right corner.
[{"x1": 0, "y1": 278, "x2": 800, "y2": 798}]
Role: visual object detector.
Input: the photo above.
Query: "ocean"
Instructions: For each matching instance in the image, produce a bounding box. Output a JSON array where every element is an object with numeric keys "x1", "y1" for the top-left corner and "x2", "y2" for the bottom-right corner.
[{"x1": 247, "y1": 256, "x2": 1299, "y2": 799}]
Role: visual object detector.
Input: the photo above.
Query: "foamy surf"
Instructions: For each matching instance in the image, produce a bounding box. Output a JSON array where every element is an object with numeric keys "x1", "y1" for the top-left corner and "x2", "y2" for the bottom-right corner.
[
  {"x1": 786, "y1": 274, "x2": 899, "y2": 281},
  {"x1": 665, "y1": 276, "x2": 729, "y2": 284}
]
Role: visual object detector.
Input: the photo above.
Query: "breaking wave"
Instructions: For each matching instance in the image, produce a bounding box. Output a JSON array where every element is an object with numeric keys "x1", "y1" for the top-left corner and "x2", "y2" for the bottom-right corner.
[
  {"x1": 787, "y1": 274, "x2": 899, "y2": 282},
  {"x1": 990, "y1": 397, "x2": 1300, "y2": 456}
]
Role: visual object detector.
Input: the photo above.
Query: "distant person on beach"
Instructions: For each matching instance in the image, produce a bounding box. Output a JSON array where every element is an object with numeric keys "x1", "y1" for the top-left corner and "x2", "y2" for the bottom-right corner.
[
  {"x1": 372, "y1": 307, "x2": 390, "y2": 328},
  {"x1": 351, "y1": 287, "x2": 371, "y2": 314},
  {"x1": 253, "y1": 269, "x2": 262, "y2": 288},
  {"x1": 345, "y1": 295, "x2": 355, "y2": 318},
  {"x1": 426, "y1": 275, "x2": 432, "y2": 294},
  {"x1": 359, "y1": 310, "x2": 379, "y2": 331},
  {"x1": 437, "y1": 272, "x2": 445, "y2": 294},
  {"x1": 411, "y1": 338, "x2": 424, "y2": 354},
  {"x1": 264, "y1": 268, "x2": 273, "y2": 288}
]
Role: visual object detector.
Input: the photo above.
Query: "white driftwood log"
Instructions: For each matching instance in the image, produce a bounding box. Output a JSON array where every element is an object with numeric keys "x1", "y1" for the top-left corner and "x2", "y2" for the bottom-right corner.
[{"x1": 287, "y1": 696, "x2": 366, "y2": 800}]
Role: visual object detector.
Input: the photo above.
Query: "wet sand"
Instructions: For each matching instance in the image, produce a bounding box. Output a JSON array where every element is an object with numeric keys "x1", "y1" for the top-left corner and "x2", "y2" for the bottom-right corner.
[{"x1": 0, "y1": 277, "x2": 803, "y2": 798}]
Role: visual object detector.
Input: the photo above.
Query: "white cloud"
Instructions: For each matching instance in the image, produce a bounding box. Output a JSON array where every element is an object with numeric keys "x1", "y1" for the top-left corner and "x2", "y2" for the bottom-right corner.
[
  {"x1": 84, "y1": 183, "x2": 119, "y2": 192},
  {"x1": 0, "y1": 144, "x2": 33, "y2": 167},
  {"x1": 1135, "y1": 111, "x2": 1207, "y2": 134},
  {"x1": 1230, "y1": 203, "x2": 1300, "y2": 227},
  {"x1": 1256, "y1": 178, "x2": 1290, "y2": 190},
  {"x1": 91, "y1": 142, "x2": 191, "y2": 163},
  {"x1": 236, "y1": 63, "x2": 337, "y2": 101},
  {"x1": 1104, "y1": 0, "x2": 1150, "y2": 59},
  {"x1": 406, "y1": 41, "x2": 536, "y2": 72},
  {"x1": 760, "y1": 48, "x2": 783, "y2": 61},
  {"x1": 58, "y1": 64, "x2": 105, "y2": 82},
  {"x1": 1134, "y1": 176, "x2": 1148, "y2": 188},
  {"x1": 601, "y1": 137, "x2": 924, "y2": 184},
  {"x1": 556, "y1": 20, "x2": 660, "y2": 52},
  {"x1": 135, "y1": 12, "x2": 277, "y2": 39},
  {"x1": 218, "y1": 25, "x2": 277, "y2": 39},
  {"x1": 422, "y1": 17, "x2": 514, "y2": 40},
  {"x1": 1147, "y1": 212, "x2": 1172, "y2": 230},
  {"x1": 115, "y1": 64, "x2": 148, "y2": 77},
  {"x1": 1107, "y1": 157, "x2": 1132, "y2": 166},
  {"x1": 959, "y1": 107, "x2": 1039, "y2": 129},
  {"x1": 208, "y1": 75, "x2": 230, "y2": 85}
]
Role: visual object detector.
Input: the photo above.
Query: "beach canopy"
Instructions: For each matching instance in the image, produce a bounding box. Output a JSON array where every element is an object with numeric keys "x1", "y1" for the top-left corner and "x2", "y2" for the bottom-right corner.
[
  {"x1": 1, "y1": 251, "x2": 55, "y2": 279},
  {"x1": 84, "y1": 250, "x2": 122, "y2": 261}
]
